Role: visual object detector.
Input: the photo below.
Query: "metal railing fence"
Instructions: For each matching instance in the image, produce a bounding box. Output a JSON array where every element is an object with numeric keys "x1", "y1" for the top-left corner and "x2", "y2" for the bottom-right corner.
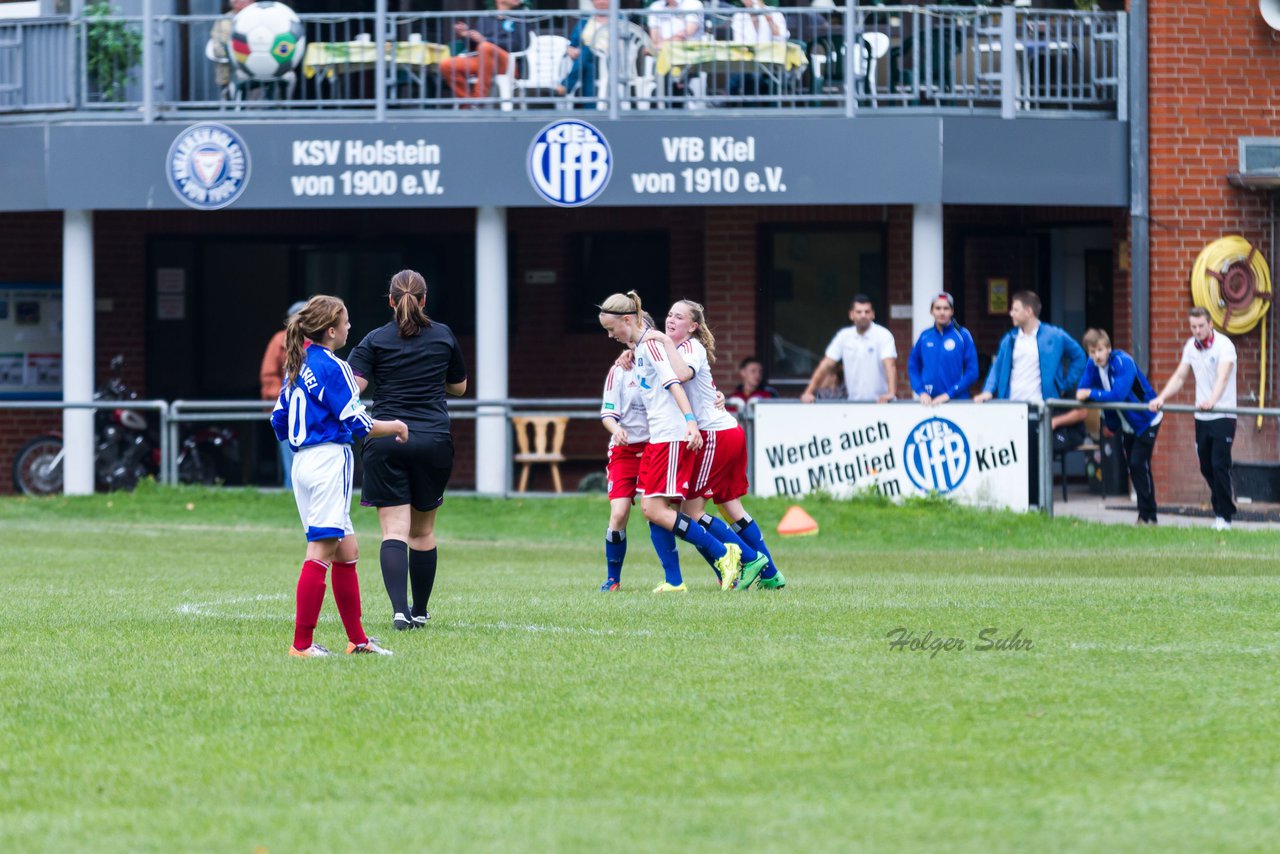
[
  {"x1": 9, "y1": 395, "x2": 1263, "y2": 513},
  {"x1": 0, "y1": 398, "x2": 171, "y2": 485},
  {"x1": 0, "y1": 5, "x2": 1124, "y2": 119}
]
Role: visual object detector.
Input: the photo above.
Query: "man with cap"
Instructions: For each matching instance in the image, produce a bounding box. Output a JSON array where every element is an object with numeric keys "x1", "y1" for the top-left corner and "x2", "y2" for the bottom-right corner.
[
  {"x1": 260, "y1": 299, "x2": 308, "y2": 488},
  {"x1": 908, "y1": 292, "x2": 978, "y2": 405}
]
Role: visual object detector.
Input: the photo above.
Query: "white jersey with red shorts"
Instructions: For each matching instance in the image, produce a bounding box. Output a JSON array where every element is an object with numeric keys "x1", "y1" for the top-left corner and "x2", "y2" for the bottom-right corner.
[
  {"x1": 678, "y1": 338, "x2": 750, "y2": 502},
  {"x1": 600, "y1": 364, "x2": 650, "y2": 443},
  {"x1": 601, "y1": 364, "x2": 649, "y2": 500},
  {"x1": 633, "y1": 330, "x2": 696, "y2": 500}
]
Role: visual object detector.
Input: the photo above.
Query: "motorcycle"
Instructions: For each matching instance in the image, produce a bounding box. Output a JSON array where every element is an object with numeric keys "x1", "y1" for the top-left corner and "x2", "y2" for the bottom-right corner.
[{"x1": 11, "y1": 356, "x2": 239, "y2": 496}]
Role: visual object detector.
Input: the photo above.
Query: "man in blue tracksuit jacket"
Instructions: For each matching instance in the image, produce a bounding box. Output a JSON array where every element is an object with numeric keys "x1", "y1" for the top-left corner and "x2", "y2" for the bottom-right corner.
[
  {"x1": 908, "y1": 292, "x2": 979, "y2": 404},
  {"x1": 1075, "y1": 328, "x2": 1162, "y2": 524},
  {"x1": 974, "y1": 290, "x2": 1088, "y2": 506}
]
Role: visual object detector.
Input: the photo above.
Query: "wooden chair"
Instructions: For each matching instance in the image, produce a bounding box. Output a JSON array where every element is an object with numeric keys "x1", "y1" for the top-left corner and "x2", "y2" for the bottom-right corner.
[{"x1": 511, "y1": 416, "x2": 568, "y2": 493}]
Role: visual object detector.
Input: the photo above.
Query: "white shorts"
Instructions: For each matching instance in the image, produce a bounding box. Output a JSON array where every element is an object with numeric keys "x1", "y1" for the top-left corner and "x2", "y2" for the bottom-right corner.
[{"x1": 292, "y1": 443, "x2": 355, "y2": 542}]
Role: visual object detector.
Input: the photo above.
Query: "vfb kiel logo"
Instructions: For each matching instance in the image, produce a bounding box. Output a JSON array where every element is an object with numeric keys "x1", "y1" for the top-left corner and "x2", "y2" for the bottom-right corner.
[
  {"x1": 166, "y1": 123, "x2": 250, "y2": 210},
  {"x1": 903, "y1": 417, "x2": 970, "y2": 494},
  {"x1": 528, "y1": 120, "x2": 612, "y2": 207}
]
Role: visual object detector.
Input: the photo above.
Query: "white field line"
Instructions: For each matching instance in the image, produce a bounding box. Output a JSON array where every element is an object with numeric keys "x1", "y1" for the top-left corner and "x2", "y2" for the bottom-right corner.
[
  {"x1": 176, "y1": 593, "x2": 290, "y2": 620},
  {"x1": 1063, "y1": 640, "x2": 1280, "y2": 655},
  {"x1": 173, "y1": 597, "x2": 1280, "y2": 652},
  {"x1": 175, "y1": 594, "x2": 653, "y2": 636}
]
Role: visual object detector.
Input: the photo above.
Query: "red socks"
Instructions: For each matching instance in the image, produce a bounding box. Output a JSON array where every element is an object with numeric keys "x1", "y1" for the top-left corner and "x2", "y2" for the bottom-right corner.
[
  {"x1": 293, "y1": 559, "x2": 329, "y2": 651},
  {"x1": 331, "y1": 560, "x2": 368, "y2": 646}
]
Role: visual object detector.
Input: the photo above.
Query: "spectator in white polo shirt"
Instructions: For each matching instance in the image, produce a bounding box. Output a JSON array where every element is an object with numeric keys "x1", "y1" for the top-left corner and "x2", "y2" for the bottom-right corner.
[
  {"x1": 801, "y1": 294, "x2": 897, "y2": 404},
  {"x1": 1149, "y1": 306, "x2": 1238, "y2": 531}
]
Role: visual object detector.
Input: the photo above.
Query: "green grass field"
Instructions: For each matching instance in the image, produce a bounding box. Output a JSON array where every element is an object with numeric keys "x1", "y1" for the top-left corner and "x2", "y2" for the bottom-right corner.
[{"x1": 3, "y1": 485, "x2": 1279, "y2": 852}]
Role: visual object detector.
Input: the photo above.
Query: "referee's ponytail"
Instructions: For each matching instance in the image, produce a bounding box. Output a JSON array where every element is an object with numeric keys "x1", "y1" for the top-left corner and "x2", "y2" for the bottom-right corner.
[{"x1": 389, "y1": 269, "x2": 431, "y2": 337}]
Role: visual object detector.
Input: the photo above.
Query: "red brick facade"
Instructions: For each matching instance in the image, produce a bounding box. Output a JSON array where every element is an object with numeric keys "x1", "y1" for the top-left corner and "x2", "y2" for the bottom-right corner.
[
  {"x1": 1147, "y1": 1, "x2": 1280, "y2": 501},
  {"x1": 0, "y1": 202, "x2": 1130, "y2": 494}
]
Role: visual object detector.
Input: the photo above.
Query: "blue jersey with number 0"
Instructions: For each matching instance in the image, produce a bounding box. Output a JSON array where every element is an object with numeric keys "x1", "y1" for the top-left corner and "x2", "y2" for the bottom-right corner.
[{"x1": 270, "y1": 346, "x2": 374, "y2": 450}]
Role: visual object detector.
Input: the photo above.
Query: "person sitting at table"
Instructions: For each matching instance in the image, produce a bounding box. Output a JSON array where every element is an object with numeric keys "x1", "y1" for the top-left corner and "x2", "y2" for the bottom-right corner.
[
  {"x1": 555, "y1": 0, "x2": 610, "y2": 99},
  {"x1": 648, "y1": 0, "x2": 705, "y2": 99},
  {"x1": 647, "y1": 0, "x2": 706, "y2": 49},
  {"x1": 438, "y1": 0, "x2": 530, "y2": 102},
  {"x1": 728, "y1": 0, "x2": 788, "y2": 97}
]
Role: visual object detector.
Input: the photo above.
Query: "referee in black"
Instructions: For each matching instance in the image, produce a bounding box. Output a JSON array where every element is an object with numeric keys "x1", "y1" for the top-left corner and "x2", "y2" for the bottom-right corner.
[{"x1": 349, "y1": 269, "x2": 468, "y2": 630}]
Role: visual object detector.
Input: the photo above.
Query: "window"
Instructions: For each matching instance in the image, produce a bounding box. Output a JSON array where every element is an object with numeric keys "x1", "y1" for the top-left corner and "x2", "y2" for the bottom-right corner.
[
  {"x1": 568, "y1": 231, "x2": 670, "y2": 332},
  {"x1": 760, "y1": 226, "x2": 885, "y2": 380},
  {"x1": 146, "y1": 234, "x2": 475, "y2": 400}
]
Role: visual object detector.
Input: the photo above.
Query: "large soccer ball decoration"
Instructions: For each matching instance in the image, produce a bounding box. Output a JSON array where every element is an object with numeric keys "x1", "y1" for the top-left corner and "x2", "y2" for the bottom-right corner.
[{"x1": 230, "y1": 2, "x2": 305, "y2": 80}]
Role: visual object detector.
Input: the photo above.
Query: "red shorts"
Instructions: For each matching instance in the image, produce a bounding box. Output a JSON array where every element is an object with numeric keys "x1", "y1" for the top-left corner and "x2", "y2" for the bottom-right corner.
[
  {"x1": 607, "y1": 441, "x2": 647, "y2": 501},
  {"x1": 637, "y1": 440, "x2": 696, "y2": 500},
  {"x1": 690, "y1": 425, "x2": 750, "y2": 503}
]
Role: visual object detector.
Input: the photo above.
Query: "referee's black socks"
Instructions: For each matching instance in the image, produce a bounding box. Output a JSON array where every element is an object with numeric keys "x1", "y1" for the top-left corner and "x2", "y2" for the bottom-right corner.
[
  {"x1": 379, "y1": 539, "x2": 411, "y2": 616},
  {"x1": 409, "y1": 547, "x2": 438, "y2": 618}
]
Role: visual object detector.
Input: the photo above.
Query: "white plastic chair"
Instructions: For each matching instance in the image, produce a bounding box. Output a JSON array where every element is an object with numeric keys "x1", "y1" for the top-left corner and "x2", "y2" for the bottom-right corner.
[
  {"x1": 858, "y1": 31, "x2": 889, "y2": 105},
  {"x1": 502, "y1": 33, "x2": 571, "y2": 109},
  {"x1": 811, "y1": 31, "x2": 888, "y2": 105},
  {"x1": 589, "y1": 22, "x2": 656, "y2": 110}
]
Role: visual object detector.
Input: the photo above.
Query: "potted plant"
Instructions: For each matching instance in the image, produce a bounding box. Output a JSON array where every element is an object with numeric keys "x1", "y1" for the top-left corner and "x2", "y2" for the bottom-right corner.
[{"x1": 84, "y1": 1, "x2": 142, "y2": 102}]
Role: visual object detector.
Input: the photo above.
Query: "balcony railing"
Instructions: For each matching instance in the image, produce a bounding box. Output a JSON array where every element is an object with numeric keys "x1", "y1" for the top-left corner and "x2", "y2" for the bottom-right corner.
[{"x1": 0, "y1": 5, "x2": 1125, "y2": 120}]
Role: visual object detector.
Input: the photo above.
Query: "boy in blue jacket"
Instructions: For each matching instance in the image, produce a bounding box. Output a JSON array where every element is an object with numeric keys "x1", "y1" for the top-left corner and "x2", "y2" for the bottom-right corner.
[{"x1": 1075, "y1": 328, "x2": 1162, "y2": 524}]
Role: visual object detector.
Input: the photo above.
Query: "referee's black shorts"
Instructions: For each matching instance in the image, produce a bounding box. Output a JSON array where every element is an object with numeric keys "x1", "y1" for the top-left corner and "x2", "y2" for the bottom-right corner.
[{"x1": 360, "y1": 430, "x2": 454, "y2": 511}]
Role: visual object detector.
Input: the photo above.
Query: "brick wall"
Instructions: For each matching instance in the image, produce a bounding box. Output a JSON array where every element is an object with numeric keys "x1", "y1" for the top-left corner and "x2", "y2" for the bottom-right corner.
[
  {"x1": 1, "y1": 201, "x2": 1128, "y2": 494},
  {"x1": 0, "y1": 212, "x2": 64, "y2": 486},
  {"x1": 1147, "y1": 1, "x2": 1280, "y2": 502}
]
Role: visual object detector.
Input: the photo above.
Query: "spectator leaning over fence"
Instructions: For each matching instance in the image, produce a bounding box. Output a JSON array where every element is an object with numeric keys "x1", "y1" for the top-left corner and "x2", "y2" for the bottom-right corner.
[
  {"x1": 725, "y1": 355, "x2": 778, "y2": 414},
  {"x1": 973, "y1": 290, "x2": 1087, "y2": 507},
  {"x1": 1075, "y1": 328, "x2": 1162, "y2": 526},
  {"x1": 801, "y1": 294, "x2": 897, "y2": 404},
  {"x1": 908, "y1": 291, "x2": 978, "y2": 405},
  {"x1": 206, "y1": 0, "x2": 253, "y2": 98},
  {"x1": 439, "y1": 0, "x2": 530, "y2": 102},
  {"x1": 1148, "y1": 306, "x2": 1238, "y2": 531},
  {"x1": 261, "y1": 299, "x2": 309, "y2": 488}
]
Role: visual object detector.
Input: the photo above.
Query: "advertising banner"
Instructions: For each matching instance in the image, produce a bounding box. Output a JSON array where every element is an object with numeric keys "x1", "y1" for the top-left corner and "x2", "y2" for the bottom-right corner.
[
  {"x1": 8, "y1": 116, "x2": 1128, "y2": 212},
  {"x1": 752, "y1": 401, "x2": 1029, "y2": 511}
]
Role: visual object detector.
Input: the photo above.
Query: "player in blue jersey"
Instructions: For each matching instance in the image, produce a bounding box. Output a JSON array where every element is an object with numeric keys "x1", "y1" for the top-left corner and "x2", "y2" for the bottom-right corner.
[
  {"x1": 271, "y1": 295, "x2": 408, "y2": 658},
  {"x1": 348, "y1": 270, "x2": 468, "y2": 631}
]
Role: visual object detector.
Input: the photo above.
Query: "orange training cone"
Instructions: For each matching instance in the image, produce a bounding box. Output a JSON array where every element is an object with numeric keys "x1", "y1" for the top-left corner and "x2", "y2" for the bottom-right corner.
[{"x1": 777, "y1": 505, "x2": 819, "y2": 537}]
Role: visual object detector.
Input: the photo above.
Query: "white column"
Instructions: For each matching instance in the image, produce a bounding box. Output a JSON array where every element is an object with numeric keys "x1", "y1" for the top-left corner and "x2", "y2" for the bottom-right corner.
[
  {"x1": 474, "y1": 206, "x2": 508, "y2": 496},
  {"x1": 911, "y1": 203, "x2": 944, "y2": 342},
  {"x1": 62, "y1": 210, "x2": 95, "y2": 496}
]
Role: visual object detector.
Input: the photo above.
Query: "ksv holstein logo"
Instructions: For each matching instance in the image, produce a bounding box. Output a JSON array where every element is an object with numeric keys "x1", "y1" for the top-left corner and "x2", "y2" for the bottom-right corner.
[
  {"x1": 903, "y1": 417, "x2": 971, "y2": 493},
  {"x1": 167, "y1": 123, "x2": 251, "y2": 210},
  {"x1": 528, "y1": 120, "x2": 612, "y2": 207}
]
